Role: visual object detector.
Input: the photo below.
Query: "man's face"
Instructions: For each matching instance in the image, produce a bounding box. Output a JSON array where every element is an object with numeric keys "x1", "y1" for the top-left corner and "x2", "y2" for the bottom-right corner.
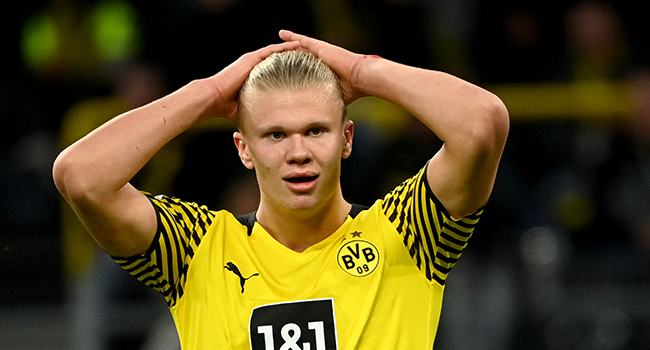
[{"x1": 234, "y1": 87, "x2": 353, "y2": 214}]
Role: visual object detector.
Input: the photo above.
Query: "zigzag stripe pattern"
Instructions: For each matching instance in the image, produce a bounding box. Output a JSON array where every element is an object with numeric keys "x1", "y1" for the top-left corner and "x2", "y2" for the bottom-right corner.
[
  {"x1": 381, "y1": 165, "x2": 482, "y2": 285},
  {"x1": 113, "y1": 193, "x2": 216, "y2": 307}
]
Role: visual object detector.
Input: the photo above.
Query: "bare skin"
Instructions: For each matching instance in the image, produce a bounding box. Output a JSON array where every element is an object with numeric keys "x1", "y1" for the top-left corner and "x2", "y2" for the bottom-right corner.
[
  {"x1": 53, "y1": 30, "x2": 509, "y2": 257},
  {"x1": 53, "y1": 41, "x2": 301, "y2": 257},
  {"x1": 278, "y1": 30, "x2": 510, "y2": 219},
  {"x1": 234, "y1": 88, "x2": 354, "y2": 252}
]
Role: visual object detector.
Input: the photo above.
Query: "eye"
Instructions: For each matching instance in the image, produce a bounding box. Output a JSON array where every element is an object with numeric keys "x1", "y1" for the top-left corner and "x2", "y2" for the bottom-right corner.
[
  {"x1": 268, "y1": 131, "x2": 285, "y2": 140},
  {"x1": 308, "y1": 128, "x2": 324, "y2": 136}
]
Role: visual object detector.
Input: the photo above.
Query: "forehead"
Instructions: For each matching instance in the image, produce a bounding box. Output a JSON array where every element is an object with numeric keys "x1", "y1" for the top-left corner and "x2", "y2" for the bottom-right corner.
[{"x1": 239, "y1": 87, "x2": 344, "y2": 131}]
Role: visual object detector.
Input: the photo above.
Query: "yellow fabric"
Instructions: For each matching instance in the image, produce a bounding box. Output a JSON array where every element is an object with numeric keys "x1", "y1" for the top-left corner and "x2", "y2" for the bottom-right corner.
[{"x1": 113, "y1": 165, "x2": 481, "y2": 349}]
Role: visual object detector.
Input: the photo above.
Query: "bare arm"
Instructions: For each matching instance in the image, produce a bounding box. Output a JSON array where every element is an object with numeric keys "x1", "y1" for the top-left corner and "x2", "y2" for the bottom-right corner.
[
  {"x1": 280, "y1": 30, "x2": 509, "y2": 218},
  {"x1": 52, "y1": 42, "x2": 299, "y2": 257}
]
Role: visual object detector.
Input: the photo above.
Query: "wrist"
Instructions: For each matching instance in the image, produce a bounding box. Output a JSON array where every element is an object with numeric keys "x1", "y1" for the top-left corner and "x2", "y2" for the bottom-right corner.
[
  {"x1": 352, "y1": 54, "x2": 386, "y2": 100},
  {"x1": 183, "y1": 79, "x2": 228, "y2": 122}
]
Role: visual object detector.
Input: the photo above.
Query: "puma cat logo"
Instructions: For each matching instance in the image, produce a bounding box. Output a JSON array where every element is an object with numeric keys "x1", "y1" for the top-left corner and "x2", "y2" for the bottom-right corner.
[{"x1": 224, "y1": 262, "x2": 259, "y2": 293}]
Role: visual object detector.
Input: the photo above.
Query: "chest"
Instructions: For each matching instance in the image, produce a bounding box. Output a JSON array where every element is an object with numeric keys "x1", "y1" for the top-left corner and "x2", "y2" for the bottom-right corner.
[{"x1": 172, "y1": 209, "x2": 434, "y2": 350}]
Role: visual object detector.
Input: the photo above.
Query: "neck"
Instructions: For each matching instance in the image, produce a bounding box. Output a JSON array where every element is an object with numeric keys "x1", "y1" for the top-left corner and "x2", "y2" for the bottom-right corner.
[{"x1": 256, "y1": 195, "x2": 351, "y2": 253}]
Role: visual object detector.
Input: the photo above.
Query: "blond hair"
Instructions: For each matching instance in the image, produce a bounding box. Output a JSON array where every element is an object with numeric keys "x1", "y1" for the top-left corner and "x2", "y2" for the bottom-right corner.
[{"x1": 238, "y1": 50, "x2": 345, "y2": 121}]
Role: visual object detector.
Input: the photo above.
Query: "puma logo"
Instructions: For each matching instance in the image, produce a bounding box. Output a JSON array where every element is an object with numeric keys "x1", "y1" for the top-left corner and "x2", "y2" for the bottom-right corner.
[{"x1": 224, "y1": 262, "x2": 259, "y2": 293}]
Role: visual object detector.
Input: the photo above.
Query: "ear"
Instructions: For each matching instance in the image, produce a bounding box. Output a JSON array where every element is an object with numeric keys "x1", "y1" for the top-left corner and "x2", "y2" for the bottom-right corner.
[
  {"x1": 341, "y1": 119, "x2": 354, "y2": 159},
  {"x1": 233, "y1": 131, "x2": 255, "y2": 169}
]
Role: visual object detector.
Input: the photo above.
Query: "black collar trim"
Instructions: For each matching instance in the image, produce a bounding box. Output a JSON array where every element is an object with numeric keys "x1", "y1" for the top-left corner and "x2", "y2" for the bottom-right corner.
[{"x1": 236, "y1": 203, "x2": 369, "y2": 237}]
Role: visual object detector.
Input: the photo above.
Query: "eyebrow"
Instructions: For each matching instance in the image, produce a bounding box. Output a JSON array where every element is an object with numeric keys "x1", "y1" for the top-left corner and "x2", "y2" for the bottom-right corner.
[{"x1": 258, "y1": 119, "x2": 337, "y2": 133}]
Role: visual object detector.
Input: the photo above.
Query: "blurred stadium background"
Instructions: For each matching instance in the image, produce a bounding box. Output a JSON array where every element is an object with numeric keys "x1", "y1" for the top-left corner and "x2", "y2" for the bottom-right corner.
[{"x1": 1, "y1": 0, "x2": 650, "y2": 349}]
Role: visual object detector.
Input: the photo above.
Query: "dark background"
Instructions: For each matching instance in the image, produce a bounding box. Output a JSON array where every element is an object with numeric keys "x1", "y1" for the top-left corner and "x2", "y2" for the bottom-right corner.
[{"x1": 2, "y1": 0, "x2": 650, "y2": 349}]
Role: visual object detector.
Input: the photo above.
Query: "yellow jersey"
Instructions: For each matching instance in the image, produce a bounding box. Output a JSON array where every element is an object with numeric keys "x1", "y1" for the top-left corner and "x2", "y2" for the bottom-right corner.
[{"x1": 113, "y1": 165, "x2": 482, "y2": 349}]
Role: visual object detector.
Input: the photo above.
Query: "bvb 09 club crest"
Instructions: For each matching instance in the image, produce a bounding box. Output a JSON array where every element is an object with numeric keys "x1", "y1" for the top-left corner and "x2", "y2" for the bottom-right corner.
[{"x1": 337, "y1": 239, "x2": 379, "y2": 277}]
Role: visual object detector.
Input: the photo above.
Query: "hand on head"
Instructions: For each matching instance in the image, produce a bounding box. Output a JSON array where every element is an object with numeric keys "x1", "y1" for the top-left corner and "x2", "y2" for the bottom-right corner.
[
  {"x1": 206, "y1": 31, "x2": 372, "y2": 122},
  {"x1": 279, "y1": 30, "x2": 369, "y2": 104},
  {"x1": 205, "y1": 41, "x2": 300, "y2": 121}
]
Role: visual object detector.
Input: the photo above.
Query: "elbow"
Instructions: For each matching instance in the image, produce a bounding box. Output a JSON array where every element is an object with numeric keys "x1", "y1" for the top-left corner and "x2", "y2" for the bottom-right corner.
[
  {"x1": 483, "y1": 93, "x2": 510, "y2": 139},
  {"x1": 52, "y1": 148, "x2": 93, "y2": 203},
  {"x1": 52, "y1": 149, "x2": 76, "y2": 200},
  {"x1": 473, "y1": 93, "x2": 510, "y2": 154}
]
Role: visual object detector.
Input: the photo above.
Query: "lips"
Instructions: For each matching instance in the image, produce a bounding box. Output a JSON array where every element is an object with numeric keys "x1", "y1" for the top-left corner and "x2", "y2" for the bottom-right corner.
[
  {"x1": 283, "y1": 173, "x2": 319, "y2": 192},
  {"x1": 284, "y1": 175, "x2": 318, "y2": 183}
]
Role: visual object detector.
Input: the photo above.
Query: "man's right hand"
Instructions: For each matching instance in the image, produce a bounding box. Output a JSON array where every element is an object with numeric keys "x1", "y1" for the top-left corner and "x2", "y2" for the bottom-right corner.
[
  {"x1": 53, "y1": 40, "x2": 299, "y2": 257},
  {"x1": 204, "y1": 41, "x2": 300, "y2": 121}
]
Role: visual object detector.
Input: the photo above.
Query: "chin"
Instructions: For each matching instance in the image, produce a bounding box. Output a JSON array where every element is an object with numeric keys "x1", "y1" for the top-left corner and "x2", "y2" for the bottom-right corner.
[
  {"x1": 284, "y1": 199, "x2": 320, "y2": 212},
  {"x1": 280, "y1": 194, "x2": 329, "y2": 213}
]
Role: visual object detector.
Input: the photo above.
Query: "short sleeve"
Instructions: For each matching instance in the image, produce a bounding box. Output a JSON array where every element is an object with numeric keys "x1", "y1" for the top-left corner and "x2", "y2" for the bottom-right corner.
[
  {"x1": 111, "y1": 193, "x2": 217, "y2": 307},
  {"x1": 381, "y1": 163, "x2": 483, "y2": 285}
]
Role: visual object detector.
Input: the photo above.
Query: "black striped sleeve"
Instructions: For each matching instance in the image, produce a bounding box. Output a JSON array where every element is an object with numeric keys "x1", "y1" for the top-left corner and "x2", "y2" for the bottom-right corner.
[
  {"x1": 112, "y1": 193, "x2": 216, "y2": 307},
  {"x1": 381, "y1": 164, "x2": 483, "y2": 285}
]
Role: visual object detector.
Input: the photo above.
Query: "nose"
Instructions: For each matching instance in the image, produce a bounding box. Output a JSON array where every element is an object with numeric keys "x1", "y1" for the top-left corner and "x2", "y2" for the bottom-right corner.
[{"x1": 285, "y1": 135, "x2": 312, "y2": 164}]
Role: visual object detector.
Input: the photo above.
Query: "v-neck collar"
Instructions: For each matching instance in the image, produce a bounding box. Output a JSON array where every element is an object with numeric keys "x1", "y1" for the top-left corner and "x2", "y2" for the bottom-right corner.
[
  {"x1": 236, "y1": 203, "x2": 369, "y2": 236},
  {"x1": 235, "y1": 204, "x2": 369, "y2": 255}
]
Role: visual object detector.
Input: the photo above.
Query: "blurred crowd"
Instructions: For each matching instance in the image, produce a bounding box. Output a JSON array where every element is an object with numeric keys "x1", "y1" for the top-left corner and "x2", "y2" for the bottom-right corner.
[{"x1": 2, "y1": 0, "x2": 650, "y2": 349}]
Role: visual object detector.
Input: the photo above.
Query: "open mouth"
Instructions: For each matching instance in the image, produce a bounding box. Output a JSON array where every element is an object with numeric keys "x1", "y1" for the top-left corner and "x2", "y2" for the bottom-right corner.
[{"x1": 284, "y1": 175, "x2": 318, "y2": 183}]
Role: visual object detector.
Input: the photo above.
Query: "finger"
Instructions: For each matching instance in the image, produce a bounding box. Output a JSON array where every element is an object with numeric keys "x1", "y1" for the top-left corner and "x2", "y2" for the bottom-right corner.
[
  {"x1": 216, "y1": 41, "x2": 300, "y2": 92},
  {"x1": 255, "y1": 41, "x2": 301, "y2": 58},
  {"x1": 279, "y1": 29, "x2": 298, "y2": 42},
  {"x1": 236, "y1": 41, "x2": 301, "y2": 69},
  {"x1": 278, "y1": 29, "x2": 323, "y2": 53}
]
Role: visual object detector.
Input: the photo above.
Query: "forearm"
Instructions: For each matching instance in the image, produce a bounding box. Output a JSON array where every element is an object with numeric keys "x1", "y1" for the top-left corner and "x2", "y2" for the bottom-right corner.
[
  {"x1": 355, "y1": 57, "x2": 508, "y2": 148},
  {"x1": 278, "y1": 30, "x2": 508, "y2": 216},
  {"x1": 52, "y1": 40, "x2": 300, "y2": 256},
  {"x1": 53, "y1": 79, "x2": 216, "y2": 200},
  {"x1": 356, "y1": 57, "x2": 509, "y2": 216}
]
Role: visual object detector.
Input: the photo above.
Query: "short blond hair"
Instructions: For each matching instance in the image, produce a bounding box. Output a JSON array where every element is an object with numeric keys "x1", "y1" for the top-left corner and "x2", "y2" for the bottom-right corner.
[{"x1": 238, "y1": 50, "x2": 345, "y2": 122}]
